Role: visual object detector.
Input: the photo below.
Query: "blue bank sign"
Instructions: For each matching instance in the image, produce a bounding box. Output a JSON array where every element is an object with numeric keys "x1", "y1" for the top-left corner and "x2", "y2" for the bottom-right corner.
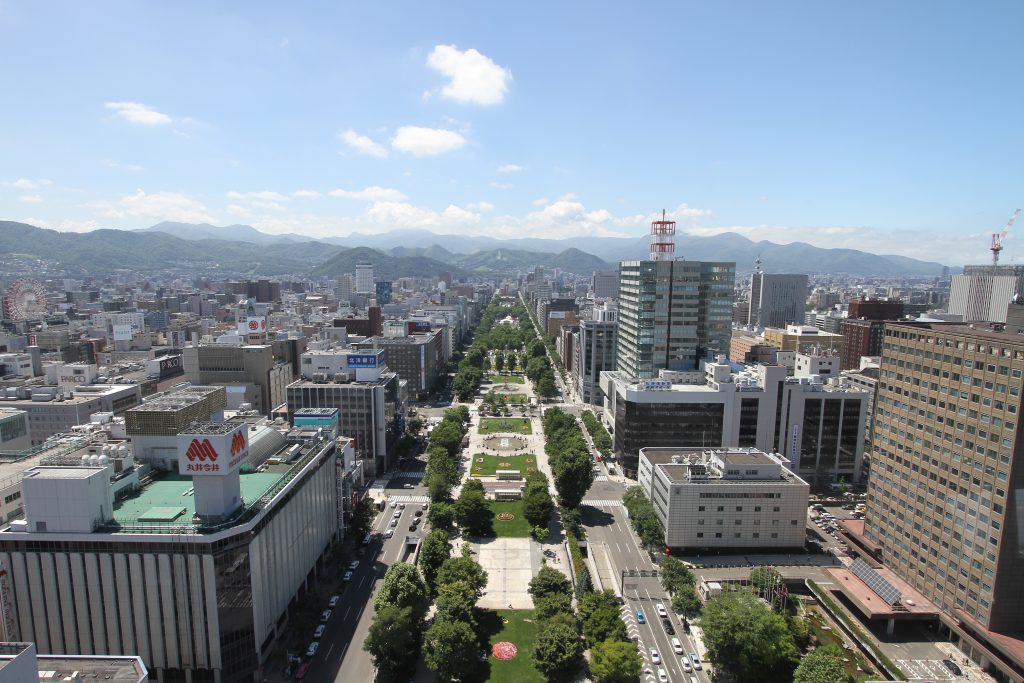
[{"x1": 347, "y1": 353, "x2": 380, "y2": 368}]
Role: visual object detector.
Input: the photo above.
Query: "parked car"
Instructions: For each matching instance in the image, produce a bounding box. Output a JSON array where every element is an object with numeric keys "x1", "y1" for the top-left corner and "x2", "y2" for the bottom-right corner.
[
  {"x1": 393, "y1": 511, "x2": 402, "y2": 519},
  {"x1": 293, "y1": 662, "x2": 311, "y2": 680},
  {"x1": 403, "y1": 483, "x2": 414, "y2": 489},
  {"x1": 671, "y1": 638, "x2": 683, "y2": 654},
  {"x1": 328, "y1": 595, "x2": 339, "y2": 607},
  {"x1": 650, "y1": 648, "x2": 661, "y2": 664},
  {"x1": 389, "y1": 519, "x2": 398, "y2": 528},
  {"x1": 342, "y1": 571, "x2": 353, "y2": 582},
  {"x1": 414, "y1": 510, "x2": 423, "y2": 517},
  {"x1": 661, "y1": 618, "x2": 675, "y2": 635},
  {"x1": 306, "y1": 642, "x2": 319, "y2": 657},
  {"x1": 657, "y1": 669, "x2": 668, "y2": 683},
  {"x1": 689, "y1": 653, "x2": 702, "y2": 670},
  {"x1": 422, "y1": 502, "x2": 429, "y2": 510},
  {"x1": 385, "y1": 528, "x2": 394, "y2": 538},
  {"x1": 682, "y1": 659, "x2": 692, "y2": 672},
  {"x1": 320, "y1": 610, "x2": 332, "y2": 622},
  {"x1": 409, "y1": 524, "x2": 417, "y2": 531},
  {"x1": 942, "y1": 659, "x2": 963, "y2": 676},
  {"x1": 348, "y1": 561, "x2": 360, "y2": 570},
  {"x1": 655, "y1": 603, "x2": 668, "y2": 618},
  {"x1": 635, "y1": 609, "x2": 646, "y2": 624},
  {"x1": 314, "y1": 625, "x2": 326, "y2": 639}
]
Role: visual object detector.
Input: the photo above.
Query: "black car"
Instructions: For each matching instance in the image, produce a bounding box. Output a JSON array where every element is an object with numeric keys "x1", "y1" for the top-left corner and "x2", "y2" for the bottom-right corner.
[
  {"x1": 409, "y1": 524, "x2": 417, "y2": 532},
  {"x1": 661, "y1": 618, "x2": 675, "y2": 635},
  {"x1": 942, "y1": 659, "x2": 963, "y2": 676}
]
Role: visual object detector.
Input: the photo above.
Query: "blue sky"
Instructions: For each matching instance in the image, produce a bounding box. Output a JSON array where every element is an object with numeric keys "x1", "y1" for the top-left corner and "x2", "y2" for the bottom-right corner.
[{"x1": 1, "y1": 1, "x2": 1022, "y2": 264}]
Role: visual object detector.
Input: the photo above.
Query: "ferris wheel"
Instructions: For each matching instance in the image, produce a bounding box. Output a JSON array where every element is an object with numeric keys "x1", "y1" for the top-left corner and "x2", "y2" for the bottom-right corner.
[{"x1": 3, "y1": 279, "x2": 48, "y2": 320}]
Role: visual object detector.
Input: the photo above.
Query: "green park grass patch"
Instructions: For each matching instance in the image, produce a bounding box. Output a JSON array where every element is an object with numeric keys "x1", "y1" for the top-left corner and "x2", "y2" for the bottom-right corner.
[
  {"x1": 488, "y1": 374, "x2": 525, "y2": 384},
  {"x1": 470, "y1": 453, "x2": 537, "y2": 477},
  {"x1": 479, "y1": 609, "x2": 543, "y2": 683},
  {"x1": 488, "y1": 500, "x2": 532, "y2": 538},
  {"x1": 478, "y1": 418, "x2": 533, "y2": 434}
]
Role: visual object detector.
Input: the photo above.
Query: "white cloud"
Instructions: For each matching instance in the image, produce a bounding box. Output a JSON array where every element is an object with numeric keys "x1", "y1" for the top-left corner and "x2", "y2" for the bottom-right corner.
[
  {"x1": 391, "y1": 126, "x2": 466, "y2": 157},
  {"x1": 340, "y1": 129, "x2": 389, "y2": 158},
  {"x1": 490, "y1": 182, "x2": 513, "y2": 190},
  {"x1": 104, "y1": 101, "x2": 173, "y2": 125},
  {"x1": 531, "y1": 197, "x2": 549, "y2": 207},
  {"x1": 290, "y1": 189, "x2": 321, "y2": 199},
  {"x1": 18, "y1": 195, "x2": 43, "y2": 204},
  {"x1": 467, "y1": 201, "x2": 494, "y2": 212},
  {"x1": 2, "y1": 178, "x2": 51, "y2": 190},
  {"x1": 330, "y1": 186, "x2": 407, "y2": 202},
  {"x1": 91, "y1": 189, "x2": 215, "y2": 224},
  {"x1": 426, "y1": 45, "x2": 512, "y2": 106},
  {"x1": 442, "y1": 205, "x2": 481, "y2": 223},
  {"x1": 496, "y1": 164, "x2": 525, "y2": 174}
]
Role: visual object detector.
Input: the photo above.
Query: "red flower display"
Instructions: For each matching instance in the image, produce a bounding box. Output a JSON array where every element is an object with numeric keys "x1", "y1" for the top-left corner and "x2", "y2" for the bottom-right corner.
[{"x1": 492, "y1": 642, "x2": 518, "y2": 660}]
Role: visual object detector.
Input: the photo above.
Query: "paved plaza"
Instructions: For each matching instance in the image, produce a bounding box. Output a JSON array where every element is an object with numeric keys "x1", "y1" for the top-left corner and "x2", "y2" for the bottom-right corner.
[{"x1": 475, "y1": 537, "x2": 536, "y2": 609}]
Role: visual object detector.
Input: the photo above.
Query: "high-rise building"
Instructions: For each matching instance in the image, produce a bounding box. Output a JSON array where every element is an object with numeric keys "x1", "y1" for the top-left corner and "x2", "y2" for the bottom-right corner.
[
  {"x1": 183, "y1": 343, "x2": 293, "y2": 416},
  {"x1": 355, "y1": 263, "x2": 374, "y2": 294},
  {"x1": 336, "y1": 274, "x2": 353, "y2": 302},
  {"x1": 948, "y1": 269, "x2": 1018, "y2": 322},
  {"x1": 747, "y1": 273, "x2": 808, "y2": 328},
  {"x1": 572, "y1": 318, "x2": 617, "y2": 405},
  {"x1": 375, "y1": 280, "x2": 393, "y2": 305},
  {"x1": 616, "y1": 259, "x2": 735, "y2": 379},
  {"x1": 858, "y1": 322, "x2": 1024, "y2": 679},
  {"x1": 591, "y1": 271, "x2": 619, "y2": 299},
  {"x1": 840, "y1": 318, "x2": 888, "y2": 370}
]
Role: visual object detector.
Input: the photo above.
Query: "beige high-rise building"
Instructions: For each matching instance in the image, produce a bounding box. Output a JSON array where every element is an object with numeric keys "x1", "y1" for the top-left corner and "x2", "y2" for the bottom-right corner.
[{"x1": 859, "y1": 321, "x2": 1024, "y2": 681}]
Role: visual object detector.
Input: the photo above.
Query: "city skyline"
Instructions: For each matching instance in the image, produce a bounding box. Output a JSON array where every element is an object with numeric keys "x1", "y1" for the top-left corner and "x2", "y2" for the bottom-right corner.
[{"x1": 1, "y1": 1, "x2": 1023, "y2": 264}]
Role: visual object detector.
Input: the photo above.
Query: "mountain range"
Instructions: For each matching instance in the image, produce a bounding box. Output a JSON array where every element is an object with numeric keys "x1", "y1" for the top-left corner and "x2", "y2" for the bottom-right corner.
[{"x1": 0, "y1": 220, "x2": 954, "y2": 278}]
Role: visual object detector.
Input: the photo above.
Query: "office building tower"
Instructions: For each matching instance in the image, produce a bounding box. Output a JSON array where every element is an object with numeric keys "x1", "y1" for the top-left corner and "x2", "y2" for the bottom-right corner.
[
  {"x1": 183, "y1": 343, "x2": 293, "y2": 416},
  {"x1": 375, "y1": 280, "x2": 393, "y2": 305},
  {"x1": 949, "y1": 269, "x2": 1019, "y2": 322},
  {"x1": 355, "y1": 263, "x2": 374, "y2": 294},
  {"x1": 747, "y1": 272, "x2": 808, "y2": 329},
  {"x1": 848, "y1": 297, "x2": 904, "y2": 320},
  {"x1": 336, "y1": 274, "x2": 353, "y2": 302},
  {"x1": 858, "y1": 322, "x2": 1024, "y2": 680},
  {"x1": 601, "y1": 354, "x2": 867, "y2": 480},
  {"x1": 354, "y1": 329, "x2": 445, "y2": 400},
  {"x1": 572, "y1": 318, "x2": 617, "y2": 405},
  {"x1": 764, "y1": 324, "x2": 844, "y2": 358},
  {"x1": 591, "y1": 271, "x2": 619, "y2": 299},
  {"x1": 616, "y1": 259, "x2": 735, "y2": 379}
]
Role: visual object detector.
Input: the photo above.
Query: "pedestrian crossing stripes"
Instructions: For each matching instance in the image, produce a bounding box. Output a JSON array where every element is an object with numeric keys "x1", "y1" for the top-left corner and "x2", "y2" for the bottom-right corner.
[
  {"x1": 388, "y1": 495, "x2": 429, "y2": 504},
  {"x1": 391, "y1": 471, "x2": 423, "y2": 479},
  {"x1": 582, "y1": 499, "x2": 623, "y2": 507},
  {"x1": 896, "y1": 659, "x2": 955, "y2": 681},
  {"x1": 594, "y1": 475, "x2": 609, "y2": 482}
]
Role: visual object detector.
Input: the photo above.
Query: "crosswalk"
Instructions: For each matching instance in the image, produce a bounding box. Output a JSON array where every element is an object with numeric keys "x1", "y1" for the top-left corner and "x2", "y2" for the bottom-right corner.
[
  {"x1": 390, "y1": 471, "x2": 423, "y2": 480},
  {"x1": 896, "y1": 659, "x2": 954, "y2": 681},
  {"x1": 582, "y1": 499, "x2": 623, "y2": 507},
  {"x1": 387, "y1": 495, "x2": 430, "y2": 504}
]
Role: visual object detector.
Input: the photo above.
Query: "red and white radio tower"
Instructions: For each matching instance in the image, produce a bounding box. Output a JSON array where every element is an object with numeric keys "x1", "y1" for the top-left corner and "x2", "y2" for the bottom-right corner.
[{"x1": 649, "y1": 209, "x2": 676, "y2": 261}]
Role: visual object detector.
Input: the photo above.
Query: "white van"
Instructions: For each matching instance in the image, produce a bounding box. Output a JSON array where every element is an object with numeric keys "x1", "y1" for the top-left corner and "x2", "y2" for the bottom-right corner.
[{"x1": 671, "y1": 637, "x2": 683, "y2": 654}]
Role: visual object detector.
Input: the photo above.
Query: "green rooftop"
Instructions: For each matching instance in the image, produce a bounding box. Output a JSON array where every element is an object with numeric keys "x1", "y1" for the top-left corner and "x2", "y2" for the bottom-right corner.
[{"x1": 112, "y1": 471, "x2": 286, "y2": 527}]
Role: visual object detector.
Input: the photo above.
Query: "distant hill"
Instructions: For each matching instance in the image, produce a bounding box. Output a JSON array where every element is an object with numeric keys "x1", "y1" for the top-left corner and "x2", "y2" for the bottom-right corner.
[
  {"x1": 140, "y1": 221, "x2": 304, "y2": 245},
  {"x1": 0, "y1": 221, "x2": 342, "y2": 276},
  {"x1": 451, "y1": 247, "x2": 612, "y2": 275},
  {"x1": 311, "y1": 246, "x2": 463, "y2": 280},
  {"x1": 139, "y1": 222, "x2": 953, "y2": 276}
]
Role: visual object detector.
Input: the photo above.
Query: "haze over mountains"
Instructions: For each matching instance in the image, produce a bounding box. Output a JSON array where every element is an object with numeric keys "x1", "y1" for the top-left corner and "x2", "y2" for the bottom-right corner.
[{"x1": 0, "y1": 219, "x2": 953, "y2": 278}]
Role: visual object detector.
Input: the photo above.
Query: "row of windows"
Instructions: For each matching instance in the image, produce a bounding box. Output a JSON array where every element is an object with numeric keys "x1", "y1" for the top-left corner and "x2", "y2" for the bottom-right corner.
[
  {"x1": 697, "y1": 505, "x2": 780, "y2": 512},
  {"x1": 695, "y1": 532, "x2": 779, "y2": 539}
]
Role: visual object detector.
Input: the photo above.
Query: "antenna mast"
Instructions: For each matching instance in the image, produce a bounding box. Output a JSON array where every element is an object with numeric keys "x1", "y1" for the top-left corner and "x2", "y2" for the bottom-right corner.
[{"x1": 650, "y1": 209, "x2": 676, "y2": 261}]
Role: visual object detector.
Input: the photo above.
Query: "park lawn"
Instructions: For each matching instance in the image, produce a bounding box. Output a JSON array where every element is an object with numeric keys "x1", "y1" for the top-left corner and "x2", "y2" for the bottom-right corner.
[
  {"x1": 470, "y1": 453, "x2": 538, "y2": 477},
  {"x1": 479, "y1": 610, "x2": 543, "y2": 683},
  {"x1": 479, "y1": 418, "x2": 533, "y2": 435},
  {"x1": 504, "y1": 394, "x2": 529, "y2": 404},
  {"x1": 489, "y1": 500, "x2": 532, "y2": 538},
  {"x1": 488, "y1": 374, "x2": 525, "y2": 384}
]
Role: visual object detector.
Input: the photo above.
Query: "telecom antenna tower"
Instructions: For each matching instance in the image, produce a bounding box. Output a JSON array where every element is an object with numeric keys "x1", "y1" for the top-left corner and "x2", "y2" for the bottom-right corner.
[{"x1": 650, "y1": 209, "x2": 676, "y2": 261}]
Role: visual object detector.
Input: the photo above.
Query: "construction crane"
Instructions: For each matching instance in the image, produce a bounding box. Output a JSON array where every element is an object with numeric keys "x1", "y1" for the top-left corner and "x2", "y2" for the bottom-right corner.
[{"x1": 992, "y1": 208, "x2": 1022, "y2": 267}]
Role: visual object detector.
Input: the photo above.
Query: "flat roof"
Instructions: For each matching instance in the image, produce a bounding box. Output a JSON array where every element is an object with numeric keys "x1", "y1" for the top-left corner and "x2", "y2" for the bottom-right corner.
[
  {"x1": 26, "y1": 466, "x2": 105, "y2": 480},
  {"x1": 110, "y1": 470, "x2": 286, "y2": 528},
  {"x1": 4, "y1": 654, "x2": 147, "y2": 682},
  {"x1": 825, "y1": 566, "x2": 939, "y2": 619}
]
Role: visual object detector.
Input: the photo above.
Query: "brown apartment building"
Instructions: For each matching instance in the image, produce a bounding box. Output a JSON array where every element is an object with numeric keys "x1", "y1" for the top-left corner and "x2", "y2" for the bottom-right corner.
[{"x1": 862, "y1": 321, "x2": 1024, "y2": 682}]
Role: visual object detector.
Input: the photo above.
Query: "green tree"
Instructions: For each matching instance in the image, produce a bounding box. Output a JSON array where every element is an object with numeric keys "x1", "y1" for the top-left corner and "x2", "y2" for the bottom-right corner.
[
  {"x1": 749, "y1": 567, "x2": 785, "y2": 599},
  {"x1": 671, "y1": 587, "x2": 702, "y2": 617},
  {"x1": 660, "y1": 556, "x2": 695, "y2": 594},
  {"x1": 526, "y1": 356, "x2": 551, "y2": 383},
  {"x1": 529, "y1": 563, "x2": 572, "y2": 601},
  {"x1": 589, "y1": 639, "x2": 643, "y2": 683},
  {"x1": 430, "y1": 421, "x2": 464, "y2": 458},
  {"x1": 702, "y1": 592, "x2": 800, "y2": 683},
  {"x1": 363, "y1": 604, "x2": 421, "y2": 683},
  {"x1": 534, "y1": 591, "x2": 574, "y2": 621},
  {"x1": 464, "y1": 347, "x2": 485, "y2": 368},
  {"x1": 374, "y1": 563, "x2": 429, "y2": 621},
  {"x1": 406, "y1": 417, "x2": 424, "y2": 435},
  {"x1": 445, "y1": 404, "x2": 471, "y2": 425},
  {"x1": 528, "y1": 338, "x2": 547, "y2": 357},
  {"x1": 454, "y1": 480, "x2": 491, "y2": 535},
  {"x1": 793, "y1": 645, "x2": 853, "y2": 683},
  {"x1": 533, "y1": 621, "x2": 584, "y2": 680},
  {"x1": 552, "y1": 449, "x2": 594, "y2": 510},
  {"x1": 494, "y1": 351, "x2": 505, "y2": 372},
  {"x1": 428, "y1": 501, "x2": 457, "y2": 531},
  {"x1": 436, "y1": 555, "x2": 488, "y2": 598},
  {"x1": 418, "y1": 529, "x2": 451, "y2": 593},
  {"x1": 523, "y1": 486, "x2": 555, "y2": 528},
  {"x1": 576, "y1": 568, "x2": 593, "y2": 596},
  {"x1": 423, "y1": 617, "x2": 480, "y2": 682},
  {"x1": 580, "y1": 590, "x2": 628, "y2": 647},
  {"x1": 536, "y1": 373, "x2": 558, "y2": 399},
  {"x1": 435, "y1": 580, "x2": 478, "y2": 625},
  {"x1": 349, "y1": 498, "x2": 375, "y2": 541}
]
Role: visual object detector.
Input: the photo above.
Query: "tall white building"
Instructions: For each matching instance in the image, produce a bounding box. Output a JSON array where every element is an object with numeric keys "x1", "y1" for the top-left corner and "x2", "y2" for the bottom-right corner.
[
  {"x1": 355, "y1": 263, "x2": 374, "y2": 294},
  {"x1": 948, "y1": 272, "x2": 1017, "y2": 322},
  {"x1": 748, "y1": 273, "x2": 808, "y2": 328},
  {"x1": 637, "y1": 446, "x2": 809, "y2": 551}
]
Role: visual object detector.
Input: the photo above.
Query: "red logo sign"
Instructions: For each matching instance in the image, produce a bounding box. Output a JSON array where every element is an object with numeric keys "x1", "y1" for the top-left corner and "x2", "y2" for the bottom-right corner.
[
  {"x1": 248, "y1": 320, "x2": 259, "y2": 330},
  {"x1": 185, "y1": 438, "x2": 219, "y2": 462},
  {"x1": 230, "y1": 430, "x2": 246, "y2": 456}
]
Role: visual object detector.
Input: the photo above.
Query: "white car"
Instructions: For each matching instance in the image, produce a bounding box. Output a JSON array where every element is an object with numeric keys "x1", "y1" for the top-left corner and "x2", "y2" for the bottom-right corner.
[
  {"x1": 385, "y1": 528, "x2": 394, "y2": 538},
  {"x1": 320, "y1": 609, "x2": 332, "y2": 622},
  {"x1": 393, "y1": 511, "x2": 402, "y2": 519},
  {"x1": 690, "y1": 653, "x2": 702, "y2": 670},
  {"x1": 682, "y1": 659, "x2": 692, "y2": 672},
  {"x1": 657, "y1": 668, "x2": 668, "y2": 683},
  {"x1": 348, "y1": 561, "x2": 360, "y2": 571},
  {"x1": 314, "y1": 625, "x2": 326, "y2": 639},
  {"x1": 342, "y1": 571, "x2": 353, "y2": 582},
  {"x1": 671, "y1": 637, "x2": 683, "y2": 654},
  {"x1": 655, "y1": 603, "x2": 668, "y2": 618},
  {"x1": 306, "y1": 641, "x2": 319, "y2": 657},
  {"x1": 650, "y1": 649, "x2": 661, "y2": 664},
  {"x1": 328, "y1": 595, "x2": 340, "y2": 607},
  {"x1": 389, "y1": 519, "x2": 398, "y2": 527},
  {"x1": 390, "y1": 501, "x2": 398, "y2": 509}
]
